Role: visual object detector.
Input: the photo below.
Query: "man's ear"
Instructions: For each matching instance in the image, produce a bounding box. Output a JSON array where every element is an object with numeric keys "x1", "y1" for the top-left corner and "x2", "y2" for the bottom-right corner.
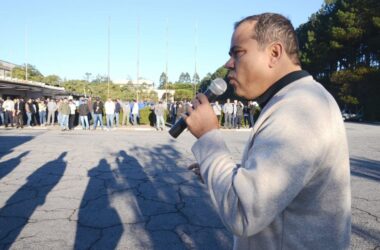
[{"x1": 268, "y1": 42, "x2": 283, "y2": 68}]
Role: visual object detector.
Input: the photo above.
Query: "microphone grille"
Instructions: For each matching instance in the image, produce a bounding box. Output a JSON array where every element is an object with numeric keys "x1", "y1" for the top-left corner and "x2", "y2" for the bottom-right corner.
[{"x1": 209, "y1": 78, "x2": 227, "y2": 96}]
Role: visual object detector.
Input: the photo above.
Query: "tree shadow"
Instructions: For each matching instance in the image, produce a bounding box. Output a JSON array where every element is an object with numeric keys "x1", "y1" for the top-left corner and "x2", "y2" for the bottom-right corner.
[
  {"x1": 74, "y1": 159, "x2": 123, "y2": 250},
  {"x1": 0, "y1": 152, "x2": 67, "y2": 249},
  {"x1": 350, "y1": 157, "x2": 380, "y2": 181},
  {"x1": 0, "y1": 136, "x2": 34, "y2": 161},
  {"x1": 0, "y1": 151, "x2": 30, "y2": 180},
  {"x1": 114, "y1": 144, "x2": 232, "y2": 249}
]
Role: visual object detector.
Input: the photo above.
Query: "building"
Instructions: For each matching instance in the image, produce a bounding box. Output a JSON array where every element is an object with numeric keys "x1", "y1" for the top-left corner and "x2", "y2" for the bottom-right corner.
[
  {"x1": 0, "y1": 59, "x2": 67, "y2": 99},
  {"x1": 113, "y1": 78, "x2": 155, "y2": 90},
  {"x1": 0, "y1": 60, "x2": 17, "y2": 78}
]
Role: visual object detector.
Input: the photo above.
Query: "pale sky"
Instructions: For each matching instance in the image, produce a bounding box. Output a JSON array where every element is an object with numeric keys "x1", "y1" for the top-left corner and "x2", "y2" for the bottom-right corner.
[{"x1": 0, "y1": 0, "x2": 324, "y2": 85}]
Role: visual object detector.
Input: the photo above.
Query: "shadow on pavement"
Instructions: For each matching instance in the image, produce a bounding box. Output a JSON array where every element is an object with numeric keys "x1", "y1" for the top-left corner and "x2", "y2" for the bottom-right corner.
[
  {"x1": 124, "y1": 144, "x2": 232, "y2": 249},
  {"x1": 352, "y1": 224, "x2": 380, "y2": 245},
  {"x1": 0, "y1": 151, "x2": 30, "y2": 180},
  {"x1": 0, "y1": 136, "x2": 34, "y2": 161},
  {"x1": 0, "y1": 152, "x2": 67, "y2": 249},
  {"x1": 350, "y1": 157, "x2": 380, "y2": 181},
  {"x1": 74, "y1": 159, "x2": 123, "y2": 250},
  {"x1": 73, "y1": 144, "x2": 232, "y2": 249}
]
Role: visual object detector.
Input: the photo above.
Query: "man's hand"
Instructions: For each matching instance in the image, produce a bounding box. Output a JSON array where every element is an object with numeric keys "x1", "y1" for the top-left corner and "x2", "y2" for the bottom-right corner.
[
  {"x1": 188, "y1": 163, "x2": 204, "y2": 183},
  {"x1": 184, "y1": 94, "x2": 219, "y2": 139}
]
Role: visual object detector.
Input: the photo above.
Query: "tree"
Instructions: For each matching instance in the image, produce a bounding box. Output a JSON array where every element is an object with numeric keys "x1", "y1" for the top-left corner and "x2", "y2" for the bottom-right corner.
[
  {"x1": 174, "y1": 89, "x2": 193, "y2": 101},
  {"x1": 192, "y1": 72, "x2": 200, "y2": 84},
  {"x1": 11, "y1": 64, "x2": 44, "y2": 82},
  {"x1": 178, "y1": 72, "x2": 186, "y2": 83},
  {"x1": 184, "y1": 72, "x2": 191, "y2": 83},
  {"x1": 84, "y1": 72, "x2": 92, "y2": 82},
  {"x1": 159, "y1": 72, "x2": 168, "y2": 89},
  {"x1": 296, "y1": 0, "x2": 380, "y2": 120},
  {"x1": 92, "y1": 74, "x2": 108, "y2": 84},
  {"x1": 44, "y1": 75, "x2": 62, "y2": 86}
]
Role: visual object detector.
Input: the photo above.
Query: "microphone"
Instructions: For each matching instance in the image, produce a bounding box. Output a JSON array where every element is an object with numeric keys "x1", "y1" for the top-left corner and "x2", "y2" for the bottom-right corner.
[{"x1": 169, "y1": 78, "x2": 227, "y2": 138}]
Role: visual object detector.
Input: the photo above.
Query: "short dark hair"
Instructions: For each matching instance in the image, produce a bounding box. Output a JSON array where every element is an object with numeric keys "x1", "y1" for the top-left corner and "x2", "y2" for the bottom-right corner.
[{"x1": 234, "y1": 13, "x2": 300, "y2": 65}]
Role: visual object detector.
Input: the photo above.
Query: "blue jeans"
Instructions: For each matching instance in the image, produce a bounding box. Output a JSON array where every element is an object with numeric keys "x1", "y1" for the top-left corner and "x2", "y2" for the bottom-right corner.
[
  {"x1": 26, "y1": 112, "x2": 32, "y2": 126},
  {"x1": 114, "y1": 113, "x2": 119, "y2": 127},
  {"x1": 80, "y1": 115, "x2": 89, "y2": 129},
  {"x1": 0, "y1": 112, "x2": 4, "y2": 125},
  {"x1": 60, "y1": 115, "x2": 69, "y2": 129},
  {"x1": 57, "y1": 113, "x2": 62, "y2": 125},
  {"x1": 249, "y1": 114, "x2": 255, "y2": 127},
  {"x1": 93, "y1": 114, "x2": 103, "y2": 129},
  {"x1": 39, "y1": 111, "x2": 46, "y2": 125},
  {"x1": 106, "y1": 114, "x2": 114, "y2": 128},
  {"x1": 132, "y1": 114, "x2": 138, "y2": 126},
  {"x1": 224, "y1": 113, "x2": 232, "y2": 128}
]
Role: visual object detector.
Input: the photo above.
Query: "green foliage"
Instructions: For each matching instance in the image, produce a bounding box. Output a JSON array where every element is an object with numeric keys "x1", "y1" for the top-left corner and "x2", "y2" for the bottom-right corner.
[
  {"x1": 178, "y1": 72, "x2": 191, "y2": 83},
  {"x1": 12, "y1": 64, "x2": 44, "y2": 81},
  {"x1": 331, "y1": 67, "x2": 380, "y2": 119},
  {"x1": 61, "y1": 79, "x2": 157, "y2": 102},
  {"x1": 159, "y1": 72, "x2": 168, "y2": 88},
  {"x1": 139, "y1": 107, "x2": 153, "y2": 125},
  {"x1": 192, "y1": 72, "x2": 200, "y2": 84},
  {"x1": 174, "y1": 89, "x2": 193, "y2": 101},
  {"x1": 137, "y1": 106, "x2": 169, "y2": 126},
  {"x1": 44, "y1": 75, "x2": 62, "y2": 86},
  {"x1": 297, "y1": 0, "x2": 380, "y2": 120}
]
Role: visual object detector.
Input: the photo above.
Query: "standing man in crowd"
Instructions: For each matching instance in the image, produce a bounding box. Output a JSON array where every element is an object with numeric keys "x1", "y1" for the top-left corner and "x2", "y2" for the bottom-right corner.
[
  {"x1": 3, "y1": 97, "x2": 14, "y2": 128},
  {"x1": 105, "y1": 98, "x2": 115, "y2": 130},
  {"x1": 60, "y1": 98, "x2": 70, "y2": 131},
  {"x1": 114, "y1": 99, "x2": 121, "y2": 127},
  {"x1": 121, "y1": 99, "x2": 131, "y2": 126},
  {"x1": 131, "y1": 100, "x2": 139, "y2": 126},
  {"x1": 185, "y1": 13, "x2": 350, "y2": 249},
  {"x1": 68, "y1": 99, "x2": 76, "y2": 130},
  {"x1": 93, "y1": 98, "x2": 104, "y2": 130},
  {"x1": 212, "y1": 101, "x2": 222, "y2": 126},
  {"x1": 38, "y1": 98, "x2": 47, "y2": 126},
  {"x1": 47, "y1": 98, "x2": 57, "y2": 126},
  {"x1": 222, "y1": 98, "x2": 233, "y2": 129},
  {"x1": 14, "y1": 97, "x2": 25, "y2": 129},
  {"x1": 248, "y1": 100, "x2": 259, "y2": 127},
  {"x1": 154, "y1": 100, "x2": 166, "y2": 131},
  {"x1": 87, "y1": 96, "x2": 94, "y2": 125},
  {"x1": 78, "y1": 98, "x2": 90, "y2": 130}
]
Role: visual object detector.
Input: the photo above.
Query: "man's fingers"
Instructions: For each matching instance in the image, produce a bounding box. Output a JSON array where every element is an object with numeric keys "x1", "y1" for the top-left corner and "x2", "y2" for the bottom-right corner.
[
  {"x1": 191, "y1": 98, "x2": 200, "y2": 109},
  {"x1": 196, "y1": 93, "x2": 209, "y2": 105},
  {"x1": 188, "y1": 163, "x2": 199, "y2": 170}
]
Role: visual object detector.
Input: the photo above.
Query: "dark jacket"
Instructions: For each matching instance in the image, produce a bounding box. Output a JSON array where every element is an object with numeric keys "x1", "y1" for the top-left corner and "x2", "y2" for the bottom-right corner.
[
  {"x1": 93, "y1": 101, "x2": 104, "y2": 114},
  {"x1": 115, "y1": 102, "x2": 121, "y2": 113},
  {"x1": 79, "y1": 103, "x2": 90, "y2": 116},
  {"x1": 15, "y1": 100, "x2": 26, "y2": 114}
]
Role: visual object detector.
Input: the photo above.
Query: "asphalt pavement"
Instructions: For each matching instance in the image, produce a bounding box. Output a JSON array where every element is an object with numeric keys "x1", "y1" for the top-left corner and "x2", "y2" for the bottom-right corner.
[{"x1": 0, "y1": 122, "x2": 378, "y2": 249}]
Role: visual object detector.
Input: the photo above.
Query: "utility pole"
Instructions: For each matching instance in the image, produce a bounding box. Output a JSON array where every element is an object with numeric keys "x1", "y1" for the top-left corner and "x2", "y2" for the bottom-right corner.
[
  {"x1": 165, "y1": 18, "x2": 169, "y2": 103},
  {"x1": 107, "y1": 16, "x2": 111, "y2": 98},
  {"x1": 25, "y1": 24, "x2": 28, "y2": 81},
  {"x1": 194, "y1": 21, "x2": 198, "y2": 96},
  {"x1": 136, "y1": 17, "x2": 140, "y2": 100}
]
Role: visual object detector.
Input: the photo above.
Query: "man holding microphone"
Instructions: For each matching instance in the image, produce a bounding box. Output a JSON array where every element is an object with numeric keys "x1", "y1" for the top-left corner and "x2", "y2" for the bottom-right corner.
[{"x1": 184, "y1": 13, "x2": 351, "y2": 249}]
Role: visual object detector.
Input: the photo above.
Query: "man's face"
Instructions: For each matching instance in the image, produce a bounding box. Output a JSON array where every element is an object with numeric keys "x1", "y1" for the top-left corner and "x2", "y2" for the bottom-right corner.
[{"x1": 225, "y1": 21, "x2": 271, "y2": 100}]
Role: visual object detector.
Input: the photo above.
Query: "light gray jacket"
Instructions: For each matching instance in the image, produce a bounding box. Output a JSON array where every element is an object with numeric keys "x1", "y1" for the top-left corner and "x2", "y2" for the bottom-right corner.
[{"x1": 192, "y1": 76, "x2": 351, "y2": 250}]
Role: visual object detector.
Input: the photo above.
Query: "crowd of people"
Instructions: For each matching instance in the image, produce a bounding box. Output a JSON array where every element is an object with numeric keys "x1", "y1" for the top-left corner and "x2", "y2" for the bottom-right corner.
[
  {"x1": 0, "y1": 96, "x2": 145, "y2": 131},
  {"x1": 0, "y1": 96, "x2": 260, "y2": 131}
]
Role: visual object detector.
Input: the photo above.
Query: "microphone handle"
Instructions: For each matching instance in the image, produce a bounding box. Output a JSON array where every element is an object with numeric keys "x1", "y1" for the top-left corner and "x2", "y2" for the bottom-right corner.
[
  {"x1": 168, "y1": 91, "x2": 218, "y2": 138},
  {"x1": 168, "y1": 116, "x2": 188, "y2": 138}
]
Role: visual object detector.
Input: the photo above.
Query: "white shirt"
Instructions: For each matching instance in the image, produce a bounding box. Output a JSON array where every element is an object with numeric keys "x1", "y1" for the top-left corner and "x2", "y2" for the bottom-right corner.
[
  {"x1": 105, "y1": 101, "x2": 115, "y2": 115},
  {"x1": 3, "y1": 100, "x2": 15, "y2": 111}
]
